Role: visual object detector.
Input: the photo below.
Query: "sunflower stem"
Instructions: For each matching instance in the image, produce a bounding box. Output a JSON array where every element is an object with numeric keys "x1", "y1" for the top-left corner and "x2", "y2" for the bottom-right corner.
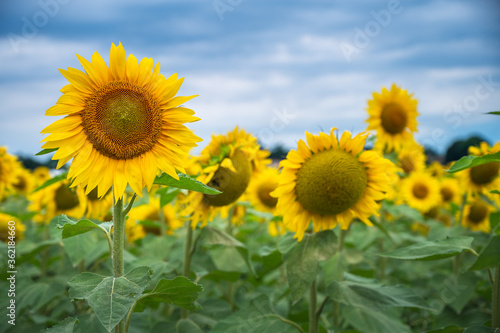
[
  {"x1": 492, "y1": 266, "x2": 500, "y2": 328},
  {"x1": 309, "y1": 279, "x2": 318, "y2": 333},
  {"x1": 112, "y1": 188, "x2": 126, "y2": 333},
  {"x1": 181, "y1": 219, "x2": 194, "y2": 319}
]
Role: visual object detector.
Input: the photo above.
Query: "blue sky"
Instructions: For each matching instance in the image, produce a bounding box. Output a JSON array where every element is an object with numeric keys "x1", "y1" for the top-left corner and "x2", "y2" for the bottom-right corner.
[{"x1": 1, "y1": 0, "x2": 499, "y2": 160}]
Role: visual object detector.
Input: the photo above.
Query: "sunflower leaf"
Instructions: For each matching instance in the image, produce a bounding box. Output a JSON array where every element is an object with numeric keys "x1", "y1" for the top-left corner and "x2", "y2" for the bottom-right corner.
[
  {"x1": 133, "y1": 276, "x2": 203, "y2": 312},
  {"x1": 379, "y1": 236, "x2": 476, "y2": 261},
  {"x1": 468, "y1": 234, "x2": 500, "y2": 270},
  {"x1": 446, "y1": 151, "x2": 500, "y2": 173},
  {"x1": 35, "y1": 148, "x2": 58, "y2": 156},
  {"x1": 33, "y1": 172, "x2": 68, "y2": 192},
  {"x1": 486, "y1": 111, "x2": 500, "y2": 115},
  {"x1": 68, "y1": 266, "x2": 151, "y2": 332},
  {"x1": 56, "y1": 215, "x2": 110, "y2": 239},
  {"x1": 154, "y1": 172, "x2": 221, "y2": 194},
  {"x1": 41, "y1": 317, "x2": 79, "y2": 333}
]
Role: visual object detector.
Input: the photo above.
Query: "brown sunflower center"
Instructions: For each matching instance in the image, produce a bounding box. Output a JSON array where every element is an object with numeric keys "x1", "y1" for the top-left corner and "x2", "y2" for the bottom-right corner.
[
  {"x1": 399, "y1": 155, "x2": 415, "y2": 174},
  {"x1": 257, "y1": 182, "x2": 278, "y2": 208},
  {"x1": 55, "y1": 184, "x2": 80, "y2": 211},
  {"x1": 412, "y1": 182, "x2": 429, "y2": 199},
  {"x1": 82, "y1": 81, "x2": 163, "y2": 160},
  {"x1": 204, "y1": 149, "x2": 252, "y2": 207},
  {"x1": 469, "y1": 162, "x2": 499, "y2": 185},
  {"x1": 12, "y1": 175, "x2": 27, "y2": 192},
  {"x1": 440, "y1": 186, "x2": 454, "y2": 202},
  {"x1": 295, "y1": 149, "x2": 367, "y2": 216},
  {"x1": 467, "y1": 201, "x2": 488, "y2": 225},
  {"x1": 86, "y1": 187, "x2": 111, "y2": 201},
  {"x1": 380, "y1": 102, "x2": 408, "y2": 135}
]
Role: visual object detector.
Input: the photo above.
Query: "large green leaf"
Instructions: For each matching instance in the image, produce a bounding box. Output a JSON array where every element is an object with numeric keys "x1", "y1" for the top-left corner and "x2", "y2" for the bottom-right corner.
[
  {"x1": 41, "y1": 317, "x2": 79, "y2": 333},
  {"x1": 33, "y1": 172, "x2": 68, "y2": 192},
  {"x1": 57, "y1": 215, "x2": 112, "y2": 239},
  {"x1": 62, "y1": 232, "x2": 98, "y2": 266},
  {"x1": 176, "y1": 318, "x2": 204, "y2": 333},
  {"x1": 343, "y1": 306, "x2": 411, "y2": 333},
  {"x1": 202, "y1": 226, "x2": 257, "y2": 277},
  {"x1": 469, "y1": 235, "x2": 500, "y2": 270},
  {"x1": 278, "y1": 230, "x2": 337, "y2": 303},
  {"x1": 68, "y1": 266, "x2": 151, "y2": 332},
  {"x1": 154, "y1": 172, "x2": 221, "y2": 194},
  {"x1": 447, "y1": 151, "x2": 500, "y2": 173},
  {"x1": 210, "y1": 295, "x2": 302, "y2": 333},
  {"x1": 379, "y1": 236, "x2": 476, "y2": 261},
  {"x1": 134, "y1": 276, "x2": 203, "y2": 312},
  {"x1": 327, "y1": 280, "x2": 430, "y2": 311}
]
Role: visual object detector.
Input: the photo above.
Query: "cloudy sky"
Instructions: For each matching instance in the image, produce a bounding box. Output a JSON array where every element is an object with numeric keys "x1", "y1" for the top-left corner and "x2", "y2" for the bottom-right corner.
[{"x1": 1, "y1": 0, "x2": 499, "y2": 160}]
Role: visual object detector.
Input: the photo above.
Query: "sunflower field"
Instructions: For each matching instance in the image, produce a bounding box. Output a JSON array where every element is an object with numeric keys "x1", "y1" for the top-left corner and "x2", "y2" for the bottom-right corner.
[{"x1": 1, "y1": 43, "x2": 500, "y2": 333}]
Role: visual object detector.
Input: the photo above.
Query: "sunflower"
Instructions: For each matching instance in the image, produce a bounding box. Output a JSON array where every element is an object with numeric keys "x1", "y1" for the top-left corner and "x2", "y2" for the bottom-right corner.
[
  {"x1": 439, "y1": 177, "x2": 461, "y2": 208},
  {"x1": 461, "y1": 198, "x2": 492, "y2": 233},
  {"x1": 397, "y1": 142, "x2": 426, "y2": 174},
  {"x1": 29, "y1": 179, "x2": 87, "y2": 223},
  {"x1": 0, "y1": 213, "x2": 26, "y2": 243},
  {"x1": 400, "y1": 172, "x2": 441, "y2": 213},
  {"x1": 40, "y1": 42, "x2": 201, "y2": 200},
  {"x1": 33, "y1": 166, "x2": 52, "y2": 187},
  {"x1": 457, "y1": 142, "x2": 500, "y2": 197},
  {"x1": 271, "y1": 128, "x2": 395, "y2": 241},
  {"x1": 366, "y1": 84, "x2": 419, "y2": 153},
  {"x1": 247, "y1": 167, "x2": 279, "y2": 213},
  {"x1": 84, "y1": 186, "x2": 113, "y2": 220},
  {"x1": 128, "y1": 197, "x2": 182, "y2": 235},
  {"x1": 427, "y1": 161, "x2": 447, "y2": 178},
  {"x1": 12, "y1": 165, "x2": 36, "y2": 196},
  {"x1": 0, "y1": 147, "x2": 18, "y2": 199},
  {"x1": 181, "y1": 127, "x2": 270, "y2": 228}
]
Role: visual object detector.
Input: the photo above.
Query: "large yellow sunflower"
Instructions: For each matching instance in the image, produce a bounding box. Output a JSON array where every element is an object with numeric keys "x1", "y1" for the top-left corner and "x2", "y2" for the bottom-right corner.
[
  {"x1": 461, "y1": 198, "x2": 492, "y2": 233},
  {"x1": 181, "y1": 127, "x2": 270, "y2": 228},
  {"x1": 400, "y1": 172, "x2": 441, "y2": 212},
  {"x1": 366, "y1": 84, "x2": 418, "y2": 153},
  {"x1": 41, "y1": 42, "x2": 201, "y2": 199},
  {"x1": 457, "y1": 142, "x2": 500, "y2": 197},
  {"x1": 439, "y1": 177, "x2": 461, "y2": 208},
  {"x1": 271, "y1": 128, "x2": 395, "y2": 241}
]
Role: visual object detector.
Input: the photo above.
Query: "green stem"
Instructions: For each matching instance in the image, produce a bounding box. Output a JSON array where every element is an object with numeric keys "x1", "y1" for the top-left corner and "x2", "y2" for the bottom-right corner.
[
  {"x1": 181, "y1": 219, "x2": 194, "y2": 319},
  {"x1": 309, "y1": 279, "x2": 318, "y2": 333},
  {"x1": 332, "y1": 228, "x2": 348, "y2": 329},
  {"x1": 457, "y1": 193, "x2": 467, "y2": 227},
  {"x1": 112, "y1": 188, "x2": 126, "y2": 333},
  {"x1": 493, "y1": 267, "x2": 500, "y2": 328}
]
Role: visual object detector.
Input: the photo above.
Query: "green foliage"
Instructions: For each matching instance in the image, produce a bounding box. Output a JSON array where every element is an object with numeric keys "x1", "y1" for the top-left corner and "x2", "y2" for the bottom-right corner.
[
  {"x1": 447, "y1": 151, "x2": 500, "y2": 173},
  {"x1": 33, "y1": 172, "x2": 68, "y2": 192},
  {"x1": 469, "y1": 235, "x2": 500, "y2": 270},
  {"x1": 379, "y1": 236, "x2": 476, "y2": 261},
  {"x1": 154, "y1": 172, "x2": 221, "y2": 194},
  {"x1": 68, "y1": 267, "x2": 152, "y2": 332},
  {"x1": 41, "y1": 317, "x2": 79, "y2": 333}
]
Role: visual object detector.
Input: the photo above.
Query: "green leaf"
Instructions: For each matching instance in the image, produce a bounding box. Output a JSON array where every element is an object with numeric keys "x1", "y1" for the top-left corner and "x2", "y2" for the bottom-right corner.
[
  {"x1": 57, "y1": 216, "x2": 111, "y2": 239},
  {"x1": 134, "y1": 276, "x2": 203, "y2": 312},
  {"x1": 202, "y1": 226, "x2": 257, "y2": 277},
  {"x1": 343, "y1": 306, "x2": 411, "y2": 333},
  {"x1": 490, "y1": 190, "x2": 500, "y2": 195},
  {"x1": 210, "y1": 295, "x2": 302, "y2": 333},
  {"x1": 327, "y1": 280, "x2": 430, "y2": 310},
  {"x1": 379, "y1": 236, "x2": 476, "y2": 261},
  {"x1": 154, "y1": 172, "x2": 221, "y2": 194},
  {"x1": 36, "y1": 148, "x2": 58, "y2": 156},
  {"x1": 176, "y1": 319, "x2": 203, "y2": 333},
  {"x1": 155, "y1": 187, "x2": 181, "y2": 207},
  {"x1": 33, "y1": 172, "x2": 68, "y2": 192},
  {"x1": 41, "y1": 317, "x2": 79, "y2": 333},
  {"x1": 447, "y1": 151, "x2": 500, "y2": 173},
  {"x1": 469, "y1": 235, "x2": 500, "y2": 270},
  {"x1": 279, "y1": 230, "x2": 337, "y2": 303},
  {"x1": 425, "y1": 325, "x2": 464, "y2": 333},
  {"x1": 486, "y1": 111, "x2": 500, "y2": 115},
  {"x1": 62, "y1": 232, "x2": 98, "y2": 266},
  {"x1": 68, "y1": 266, "x2": 151, "y2": 332}
]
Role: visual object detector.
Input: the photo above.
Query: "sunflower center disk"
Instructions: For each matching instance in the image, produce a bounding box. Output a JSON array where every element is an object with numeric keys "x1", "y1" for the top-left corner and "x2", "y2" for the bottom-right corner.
[
  {"x1": 469, "y1": 162, "x2": 499, "y2": 185},
  {"x1": 468, "y1": 201, "x2": 488, "y2": 224},
  {"x1": 55, "y1": 184, "x2": 80, "y2": 211},
  {"x1": 204, "y1": 149, "x2": 252, "y2": 207},
  {"x1": 380, "y1": 102, "x2": 408, "y2": 134},
  {"x1": 13, "y1": 175, "x2": 27, "y2": 192},
  {"x1": 258, "y1": 183, "x2": 278, "y2": 208},
  {"x1": 295, "y1": 150, "x2": 368, "y2": 216},
  {"x1": 412, "y1": 183, "x2": 429, "y2": 199},
  {"x1": 82, "y1": 81, "x2": 162, "y2": 160},
  {"x1": 440, "y1": 187, "x2": 454, "y2": 202}
]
